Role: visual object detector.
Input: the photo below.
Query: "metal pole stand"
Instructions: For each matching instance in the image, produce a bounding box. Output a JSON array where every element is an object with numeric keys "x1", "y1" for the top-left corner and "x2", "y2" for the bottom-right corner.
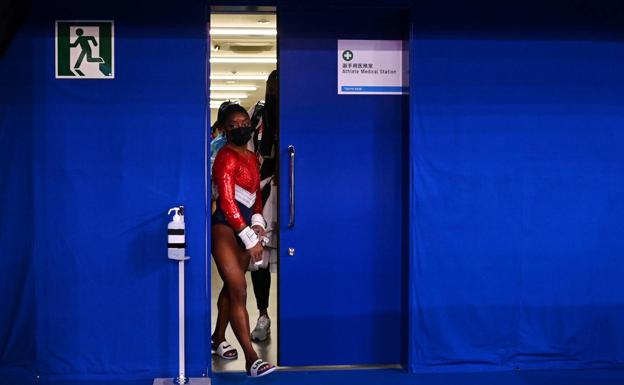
[{"x1": 153, "y1": 255, "x2": 210, "y2": 385}]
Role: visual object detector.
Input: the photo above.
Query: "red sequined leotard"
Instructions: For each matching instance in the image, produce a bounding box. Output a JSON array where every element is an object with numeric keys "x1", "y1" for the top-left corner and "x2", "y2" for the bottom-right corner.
[{"x1": 212, "y1": 145, "x2": 263, "y2": 230}]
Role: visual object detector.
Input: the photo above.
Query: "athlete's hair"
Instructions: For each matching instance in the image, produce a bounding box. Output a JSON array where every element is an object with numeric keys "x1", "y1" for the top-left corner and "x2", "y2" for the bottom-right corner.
[{"x1": 221, "y1": 103, "x2": 249, "y2": 125}]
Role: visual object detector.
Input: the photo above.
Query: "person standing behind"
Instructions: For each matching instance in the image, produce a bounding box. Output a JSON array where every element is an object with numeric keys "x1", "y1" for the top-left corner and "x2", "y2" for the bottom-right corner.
[{"x1": 248, "y1": 70, "x2": 278, "y2": 342}]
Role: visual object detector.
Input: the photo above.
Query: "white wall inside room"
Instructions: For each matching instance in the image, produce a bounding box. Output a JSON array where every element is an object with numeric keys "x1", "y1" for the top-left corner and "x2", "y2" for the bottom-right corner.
[
  {"x1": 209, "y1": 13, "x2": 277, "y2": 126},
  {"x1": 209, "y1": 10, "x2": 279, "y2": 373}
]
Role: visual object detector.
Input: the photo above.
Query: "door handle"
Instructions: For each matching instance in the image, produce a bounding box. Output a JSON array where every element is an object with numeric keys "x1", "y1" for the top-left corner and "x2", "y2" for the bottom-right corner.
[{"x1": 288, "y1": 145, "x2": 295, "y2": 228}]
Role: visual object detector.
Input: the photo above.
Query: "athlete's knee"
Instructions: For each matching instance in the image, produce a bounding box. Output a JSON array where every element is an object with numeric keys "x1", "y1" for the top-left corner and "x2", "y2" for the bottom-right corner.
[
  {"x1": 217, "y1": 288, "x2": 228, "y2": 307},
  {"x1": 227, "y1": 279, "x2": 247, "y2": 304}
]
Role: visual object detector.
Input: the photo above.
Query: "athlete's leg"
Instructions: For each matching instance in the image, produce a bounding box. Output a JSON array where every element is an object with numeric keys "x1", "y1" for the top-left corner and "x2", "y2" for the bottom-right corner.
[
  {"x1": 212, "y1": 224, "x2": 260, "y2": 370},
  {"x1": 211, "y1": 284, "x2": 230, "y2": 343}
]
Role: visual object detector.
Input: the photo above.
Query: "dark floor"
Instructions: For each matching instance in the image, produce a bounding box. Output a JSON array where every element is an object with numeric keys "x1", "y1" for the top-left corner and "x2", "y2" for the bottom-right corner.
[
  {"x1": 213, "y1": 368, "x2": 624, "y2": 385},
  {"x1": 4, "y1": 366, "x2": 624, "y2": 385}
]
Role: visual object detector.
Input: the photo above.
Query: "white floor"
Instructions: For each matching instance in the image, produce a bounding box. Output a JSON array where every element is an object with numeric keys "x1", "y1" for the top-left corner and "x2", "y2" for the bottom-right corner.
[{"x1": 210, "y1": 258, "x2": 278, "y2": 372}]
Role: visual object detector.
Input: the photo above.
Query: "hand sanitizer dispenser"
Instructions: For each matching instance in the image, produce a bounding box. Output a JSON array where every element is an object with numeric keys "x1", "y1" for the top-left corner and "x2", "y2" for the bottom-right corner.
[{"x1": 168, "y1": 206, "x2": 186, "y2": 261}]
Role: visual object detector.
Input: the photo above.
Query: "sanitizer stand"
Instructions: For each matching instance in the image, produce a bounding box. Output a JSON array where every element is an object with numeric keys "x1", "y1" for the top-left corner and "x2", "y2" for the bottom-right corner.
[
  {"x1": 153, "y1": 255, "x2": 209, "y2": 385},
  {"x1": 154, "y1": 206, "x2": 210, "y2": 385}
]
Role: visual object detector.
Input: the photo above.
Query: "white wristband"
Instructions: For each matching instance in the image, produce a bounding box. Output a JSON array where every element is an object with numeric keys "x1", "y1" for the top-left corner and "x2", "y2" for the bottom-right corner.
[
  {"x1": 251, "y1": 213, "x2": 266, "y2": 230},
  {"x1": 238, "y1": 226, "x2": 259, "y2": 250}
]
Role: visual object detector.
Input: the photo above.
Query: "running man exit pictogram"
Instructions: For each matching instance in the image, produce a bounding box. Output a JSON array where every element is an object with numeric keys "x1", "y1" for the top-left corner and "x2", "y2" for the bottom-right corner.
[{"x1": 55, "y1": 21, "x2": 114, "y2": 79}]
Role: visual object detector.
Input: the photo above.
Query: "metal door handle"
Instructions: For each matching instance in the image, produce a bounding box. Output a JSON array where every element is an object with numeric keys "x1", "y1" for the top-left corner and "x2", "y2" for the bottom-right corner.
[{"x1": 288, "y1": 145, "x2": 295, "y2": 228}]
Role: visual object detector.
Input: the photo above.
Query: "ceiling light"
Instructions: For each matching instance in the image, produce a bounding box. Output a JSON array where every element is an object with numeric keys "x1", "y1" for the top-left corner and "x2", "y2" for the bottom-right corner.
[
  {"x1": 211, "y1": 74, "x2": 269, "y2": 80},
  {"x1": 210, "y1": 100, "x2": 234, "y2": 108},
  {"x1": 210, "y1": 100, "x2": 242, "y2": 108},
  {"x1": 210, "y1": 28, "x2": 277, "y2": 36},
  {"x1": 211, "y1": 86, "x2": 257, "y2": 91},
  {"x1": 210, "y1": 93, "x2": 249, "y2": 99},
  {"x1": 210, "y1": 57, "x2": 277, "y2": 64}
]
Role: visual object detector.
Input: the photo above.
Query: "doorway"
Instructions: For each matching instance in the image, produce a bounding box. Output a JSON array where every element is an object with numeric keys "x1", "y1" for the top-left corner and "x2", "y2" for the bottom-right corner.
[
  {"x1": 208, "y1": 7, "x2": 278, "y2": 373},
  {"x1": 208, "y1": 4, "x2": 409, "y2": 372}
]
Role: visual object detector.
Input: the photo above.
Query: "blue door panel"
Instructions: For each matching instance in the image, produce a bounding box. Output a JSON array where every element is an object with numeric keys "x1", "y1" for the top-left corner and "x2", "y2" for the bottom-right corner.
[{"x1": 278, "y1": 8, "x2": 409, "y2": 366}]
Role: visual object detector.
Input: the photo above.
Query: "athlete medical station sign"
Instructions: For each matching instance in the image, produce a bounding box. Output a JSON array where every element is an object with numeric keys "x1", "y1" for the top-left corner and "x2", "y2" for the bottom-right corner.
[{"x1": 338, "y1": 39, "x2": 408, "y2": 95}]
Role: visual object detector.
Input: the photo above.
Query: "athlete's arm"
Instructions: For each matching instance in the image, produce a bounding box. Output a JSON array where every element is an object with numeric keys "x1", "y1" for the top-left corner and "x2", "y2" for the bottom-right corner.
[{"x1": 213, "y1": 150, "x2": 246, "y2": 232}]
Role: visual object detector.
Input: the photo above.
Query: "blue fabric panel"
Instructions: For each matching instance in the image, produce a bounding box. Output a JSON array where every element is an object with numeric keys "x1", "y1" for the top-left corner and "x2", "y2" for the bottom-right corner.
[
  {"x1": 23, "y1": 0, "x2": 209, "y2": 379},
  {"x1": 409, "y1": 36, "x2": 624, "y2": 372},
  {"x1": 0, "y1": 25, "x2": 36, "y2": 372}
]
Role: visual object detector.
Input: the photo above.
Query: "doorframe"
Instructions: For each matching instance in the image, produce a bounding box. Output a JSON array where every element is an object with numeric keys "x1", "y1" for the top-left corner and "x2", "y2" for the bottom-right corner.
[
  {"x1": 205, "y1": 2, "x2": 414, "y2": 375},
  {"x1": 206, "y1": 4, "x2": 279, "y2": 377}
]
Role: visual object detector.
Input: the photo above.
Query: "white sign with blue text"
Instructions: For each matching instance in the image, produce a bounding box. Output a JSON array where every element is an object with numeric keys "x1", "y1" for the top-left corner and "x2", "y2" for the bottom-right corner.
[{"x1": 338, "y1": 39, "x2": 408, "y2": 95}]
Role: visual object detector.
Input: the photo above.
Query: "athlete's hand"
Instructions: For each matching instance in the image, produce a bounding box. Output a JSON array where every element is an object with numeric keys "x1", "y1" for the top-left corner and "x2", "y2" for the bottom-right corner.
[
  {"x1": 248, "y1": 242, "x2": 264, "y2": 263},
  {"x1": 252, "y1": 225, "x2": 266, "y2": 237}
]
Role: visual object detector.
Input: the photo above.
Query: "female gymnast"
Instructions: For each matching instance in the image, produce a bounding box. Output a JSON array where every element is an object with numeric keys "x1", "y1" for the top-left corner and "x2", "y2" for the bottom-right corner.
[{"x1": 210, "y1": 103, "x2": 277, "y2": 378}]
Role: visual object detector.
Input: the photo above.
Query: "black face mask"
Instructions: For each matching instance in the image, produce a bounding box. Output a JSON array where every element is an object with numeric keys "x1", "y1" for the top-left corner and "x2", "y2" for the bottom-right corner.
[{"x1": 226, "y1": 125, "x2": 253, "y2": 146}]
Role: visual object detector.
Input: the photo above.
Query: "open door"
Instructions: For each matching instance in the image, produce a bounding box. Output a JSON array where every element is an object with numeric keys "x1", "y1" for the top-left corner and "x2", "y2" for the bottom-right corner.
[{"x1": 278, "y1": 7, "x2": 409, "y2": 367}]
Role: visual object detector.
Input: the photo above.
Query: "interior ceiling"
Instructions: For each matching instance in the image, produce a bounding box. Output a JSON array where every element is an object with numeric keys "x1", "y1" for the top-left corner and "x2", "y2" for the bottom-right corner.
[{"x1": 209, "y1": 13, "x2": 277, "y2": 125}]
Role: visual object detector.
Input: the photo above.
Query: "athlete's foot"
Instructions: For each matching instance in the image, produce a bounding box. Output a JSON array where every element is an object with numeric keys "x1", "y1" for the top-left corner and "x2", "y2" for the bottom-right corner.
[
  {"x1": 211, "y1": 339, "x2": 238, "y2": 360},
  {"x1": 246, "y1": 357, "x2": 277, "y2": 377},
  {"x1": 211, "y1": 334, "x2": 226, "y2": 345}
]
